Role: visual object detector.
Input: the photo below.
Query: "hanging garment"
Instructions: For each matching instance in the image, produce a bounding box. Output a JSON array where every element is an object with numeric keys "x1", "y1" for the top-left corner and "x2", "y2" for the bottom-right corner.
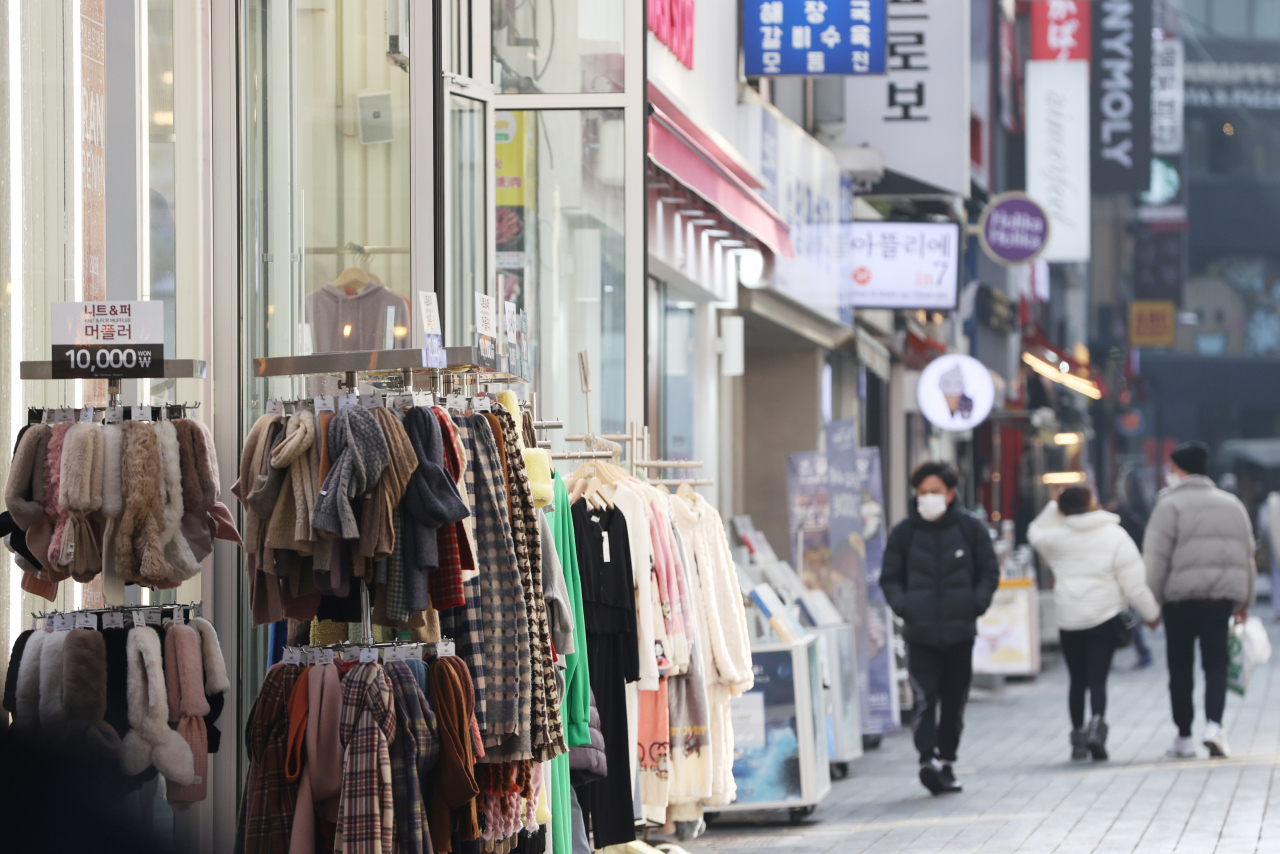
[
  {"x1": 2, "y1": 628, "x2": 33, "y2": 717},
  {"x1": 402, "y1": 407, "x2": 470, "y2": 613},
  {"x1": 121, "y1": 626, "x2": 197, "y2": 783},
  {"x1": 101, "y1": 424, "x2": 126, "y2": 603},
  {"x1": 306, "y1": 281, "x2": 411, "y2": 353},
  {"x1": 165, "y1": 621, "x2": 213, "y2": 809},
  {"x1": 266, "y1": 411, "x2": 317, "y2": 554},
  {"x1": 288, "y1": 661, "x2": 344, "y2": 854},
  {"x1": 361, "y1": 407, "x2": 417, "y2": 564},
  {"x1": 56, "y1": 422, "x2": 105, "y2": 581},
  {"x1": 428, "y1": 655, "x2": 481, "y2": 854},
  {"x1": 190, "y1": 616, "x2": 231, "y2": 754},
  {"x1": 245, "y1": 662, "x2": 302, "y2": 854},
  {"x1": 665, "y1": 524, "x2": 712, "y2": 811},
  {"x1": 156, "y1": 421, "x2": 204, "y2": 583},
  {"x1": 386, "y1": 660, "x2": 439, "y2": 854},
  {"x1": 117, "y1": 422, "x2": 171, "y2": 584},
  {"x1": 336, "y1": 662, "x2": 396, "y2": 854},
  {"x1": 431, "y1": 408, "x2": 477, "y2": 607},
  {"x1": 314, "y1": 406, "x2": 391, "y2": 541}
]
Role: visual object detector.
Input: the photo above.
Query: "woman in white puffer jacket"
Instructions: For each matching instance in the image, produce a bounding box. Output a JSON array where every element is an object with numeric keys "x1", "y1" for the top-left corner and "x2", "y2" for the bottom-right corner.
[{"x1": 1028, "y1": 484, "x2": 1161, "y2": 762}]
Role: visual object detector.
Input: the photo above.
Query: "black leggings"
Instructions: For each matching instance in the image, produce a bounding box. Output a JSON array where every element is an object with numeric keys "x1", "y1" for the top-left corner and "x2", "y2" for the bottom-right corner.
[{"x1": 1059, "y1": 619, "x2": 1118, "y2": 728}]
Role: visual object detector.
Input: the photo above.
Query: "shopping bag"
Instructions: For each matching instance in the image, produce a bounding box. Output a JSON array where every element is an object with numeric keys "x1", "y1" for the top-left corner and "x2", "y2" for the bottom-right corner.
[{"x1": 1227, "y1": 616, "x2": 1273, "y2": 696}]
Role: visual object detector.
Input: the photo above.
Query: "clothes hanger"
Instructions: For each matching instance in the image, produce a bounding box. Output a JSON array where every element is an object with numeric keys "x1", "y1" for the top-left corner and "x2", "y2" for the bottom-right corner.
[
  {"x1": 333, "y1": 266, "x2": 372, "y2": 296},
  {"x1": 677, "y1": 480, "x2": 698, "y2": 501}
]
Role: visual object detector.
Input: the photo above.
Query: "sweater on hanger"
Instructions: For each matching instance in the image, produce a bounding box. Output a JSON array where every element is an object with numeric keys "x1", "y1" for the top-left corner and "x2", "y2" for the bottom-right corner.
[{"x1": 306, "y1": 282, "x2": 411, "y2": 353}]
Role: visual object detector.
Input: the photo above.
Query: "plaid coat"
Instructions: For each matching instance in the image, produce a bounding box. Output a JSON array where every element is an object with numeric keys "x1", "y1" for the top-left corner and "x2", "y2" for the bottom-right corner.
[
  {"x1": 467, "y1": 414, "x2": 531, "y2": 755},
  {"x1": 244, "y1": 662, "x2": 302, "y2": 854},
  {"x1": 492, "y1": 408, "x2": 565, "y2": 763},
  {"x1": 337, "y1": 663, "x2": 397, "y2": 854},
  {"x1": 386, "y1": 660, "x2": 439, "y2": 854}
]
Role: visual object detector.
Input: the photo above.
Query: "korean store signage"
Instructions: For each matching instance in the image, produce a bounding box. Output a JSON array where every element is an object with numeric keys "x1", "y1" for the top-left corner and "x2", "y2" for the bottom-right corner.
[
  {"x1": 743, "y1": 0, "x2": 886, "y2": 76},
  {"x1": 1090, "y1": 0, "x2": 1152, "y2": 193},
  {"x1": 51, "y1": 301, "x2": 165, "y2": 379},
  {"x1": 1030, "y1": 0, "x2": 1090, "y2": 61},
  {"x1": 651, "y1": 0, "x2": 695, "y2": 69},
  {"x1": 1129, "y1": 300, "x2": 1176, "y2": 348},
  {"x1": 978, "y1": 192, "x2": 1050, "y2": 265},
  {"x1": 917, "y1": 354, "x2": 995, "y2": 431},
  {"x1": 1151, "y1": 32, "x2": 1184, "y2": 155},
  {"x1": 843, "y1": 0, "x2": 969, "y2": 196},
  {"x1": 840, "y1": 221, "x2": 960, "y2": 310}
]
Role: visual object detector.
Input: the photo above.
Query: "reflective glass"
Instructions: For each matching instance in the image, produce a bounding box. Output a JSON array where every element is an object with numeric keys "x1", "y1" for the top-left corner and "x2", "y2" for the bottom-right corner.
[{"x1": 492, "y1": 0, "x2": 624, "y2": 94}]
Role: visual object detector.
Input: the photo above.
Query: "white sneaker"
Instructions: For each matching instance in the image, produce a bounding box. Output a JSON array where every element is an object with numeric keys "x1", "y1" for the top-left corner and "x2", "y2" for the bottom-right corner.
[
  {"x1": 1167, "y1": 735, "x2": 1197, "y2": 758},
  {"x1": 1203, "y1": 722, "x2": 1230, "y2": 758}
]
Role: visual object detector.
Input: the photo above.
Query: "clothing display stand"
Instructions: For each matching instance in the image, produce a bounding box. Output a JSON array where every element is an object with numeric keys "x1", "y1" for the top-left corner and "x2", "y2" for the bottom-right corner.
[
  {"x1": 20, "y1": 358, "x2": 209, "y2": 408},
  {"x1": 252, "y1": 346, "x2": 529, "y2": 645}
]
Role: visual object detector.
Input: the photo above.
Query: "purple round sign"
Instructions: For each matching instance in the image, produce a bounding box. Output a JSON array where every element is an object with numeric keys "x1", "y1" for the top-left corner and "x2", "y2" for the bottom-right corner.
[{"x1": 980, "y1": 194, "x2": 1049, "y2": 264}]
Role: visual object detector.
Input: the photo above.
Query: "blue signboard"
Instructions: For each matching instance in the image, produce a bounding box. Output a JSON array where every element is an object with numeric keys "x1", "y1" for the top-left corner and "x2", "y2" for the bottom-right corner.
[{"x1": 743, "y1": 0, "x2": 887, "y2": 76}]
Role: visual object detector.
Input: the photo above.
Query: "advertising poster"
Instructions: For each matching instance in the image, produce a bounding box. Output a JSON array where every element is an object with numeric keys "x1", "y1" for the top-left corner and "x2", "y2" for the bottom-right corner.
[
  {"x1": 852, "y1": 447, "x2": 898, "y2": 734},
  {"x1": 825, "y1": 419, "x2": 868, "y2": 726},
  {"x1": 730, "y1": 649, "x2": 803, "y2": 803},
  {"x1": 786, "y1": 451, "x2": 830, "y2": 589}
]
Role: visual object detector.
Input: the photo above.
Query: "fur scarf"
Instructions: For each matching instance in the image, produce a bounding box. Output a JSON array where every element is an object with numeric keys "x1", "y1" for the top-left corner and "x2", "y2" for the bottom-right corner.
[
  {"x1": 62, "y1": 628, "x2": 122, "y2": 759},
  {"x1": 5, "y1": 424, "x2": 49, "y2": 530},
  {"x1": 157, "y1": 421, "x2": 202, "y2": 582},
  {"x1": 101, "y1": 424, "x2": 126, "y2": 604},
  {"x1": 164, "y1": 622, "x2": 211, "y2": 807},
  {"x1": 117, "y1": 422, "x2": 171, "y2": 584},
  {"x1": 38, "y1": 629, "x2": 70, "y2": 739},
  {"x1": 190, "y1": 616, "x2": 231, "y2": 695},
  {"x1": 175, "y1": 418, "x2": 219, "y2": 515},
  {"x1": 58, "y1": 422, "x2": 106, "y2": 581},
  {"x1": 121, "y1": 626, "x2": 196, "y2": 783},
  {"x1": 14, "y1": 629, "x2": 47, "y2": 730}
]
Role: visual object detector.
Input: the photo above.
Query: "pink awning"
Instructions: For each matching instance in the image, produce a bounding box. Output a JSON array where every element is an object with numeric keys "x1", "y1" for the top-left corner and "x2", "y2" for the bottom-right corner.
[{"x1": 647, "y1": 108, "x2": 794, "y2": 259}]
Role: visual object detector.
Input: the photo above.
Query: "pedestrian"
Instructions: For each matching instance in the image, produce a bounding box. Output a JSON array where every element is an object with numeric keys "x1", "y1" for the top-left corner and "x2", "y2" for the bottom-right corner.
[
  {"x1": 1144, "y1": 441, "x2": 1256, "y2": 759},
  {"x1": 881, "y1": 461, "x2": 1000, "y2": 795},
  {"x1": 1104, "y1": 494, "x2": 1154, "y2": 667},
  {"x1": 1029, "y1": 484, "x2": 1161, "y2": 761},
  {"x1": 1254, "y1": 491, "x2": 1280, "y2": 620}
]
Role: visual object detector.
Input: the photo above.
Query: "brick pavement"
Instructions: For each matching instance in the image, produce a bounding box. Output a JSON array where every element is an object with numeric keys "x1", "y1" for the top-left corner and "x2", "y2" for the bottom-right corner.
[{"x1": 673, "y1": 608, "x2": 1280, "y2": 854}]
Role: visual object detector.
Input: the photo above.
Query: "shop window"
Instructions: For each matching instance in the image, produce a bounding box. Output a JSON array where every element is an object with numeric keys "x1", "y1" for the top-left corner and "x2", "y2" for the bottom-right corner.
[
  {"x1": 492, "y1": 0, "x2": 624, "y2": 94},
  {"x1": 660, "y1": 298, "x2": 696, "y2": 462},
  {"x1": 447, "y1": 95, "x2": 488, "y2": 343},
  {"x1": 496, "y1": 109, "x2": 626, "y2": 437}
]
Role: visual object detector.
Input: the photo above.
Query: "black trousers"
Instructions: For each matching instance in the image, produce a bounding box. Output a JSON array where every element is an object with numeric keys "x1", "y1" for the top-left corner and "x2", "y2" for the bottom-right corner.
[
  {"x1": 579, "y1": 633, "x2": 635, "y2": 848},
  {"x1": 1059, "y1": 620, "x2": 1117, "y2": 729},
  {"x1": 908, "y1": 639, "x2": 974, "y2": 764},
  {"x1": 1164, "y1": 599, "x2": 1234, "y2": 737}
]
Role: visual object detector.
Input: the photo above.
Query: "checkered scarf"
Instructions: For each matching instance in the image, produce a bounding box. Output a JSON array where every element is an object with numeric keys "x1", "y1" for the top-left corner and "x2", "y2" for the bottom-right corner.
[
  {"x1": 429, "y1": 409, "x2": 474, "y2": 609},
  {"x1": 492, "y1": 408, "x2": 565, "y2": 763},
  {"x1": 337, "y1": 663, "x2": 396, "y2": 854},
  {"x1": 385, "y1": 506, "x2": 410, "y2": 624},
  {"x1": 386, "y1": 660, "x2": 438, "y2": 854},
  {"x1": 244, "y1": 662, "x2": 301, "y2": 854},
  {"x1": 467, "y1": 414, "x2": 531, "y2": 753}
]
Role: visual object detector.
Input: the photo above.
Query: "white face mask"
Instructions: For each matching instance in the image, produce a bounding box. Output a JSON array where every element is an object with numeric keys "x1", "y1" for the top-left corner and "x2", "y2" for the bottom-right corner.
[
  {"x1": 1165, "y1": 472, "x2": 1183, "y2": 489},
  {"x1": 917, "y1": 493, "x2": 949, "y2": 522}
]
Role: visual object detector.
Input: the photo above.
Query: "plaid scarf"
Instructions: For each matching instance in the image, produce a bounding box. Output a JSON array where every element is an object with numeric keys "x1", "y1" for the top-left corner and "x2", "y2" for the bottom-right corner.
[
  {"x1": 385, "y1": 507, "x2": 409, "y2": 624},
  {"x1": 386, "y1": 661, "x2": 438, "y2": 854},
  {"x1": 244, "y1": 662, "x2": 301, "y2": 854},
  {"x1": 492, "y1": 408, "x2": 565, "y2": 763},
  {"x1": 467, "y1": 414, "x2": 531, "y2": 754},
  {"x1": 429, "y1": 409, "x2": 474, "y2": 609},
  {"x1": 337, "y1": 663, "x2": 396, "y2": 854}
]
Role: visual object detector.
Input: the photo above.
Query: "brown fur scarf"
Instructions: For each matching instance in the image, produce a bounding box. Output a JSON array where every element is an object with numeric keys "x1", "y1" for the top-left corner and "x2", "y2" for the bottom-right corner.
[{"x1": 117, "y1": 421, "x2": 171, "y2": 583}]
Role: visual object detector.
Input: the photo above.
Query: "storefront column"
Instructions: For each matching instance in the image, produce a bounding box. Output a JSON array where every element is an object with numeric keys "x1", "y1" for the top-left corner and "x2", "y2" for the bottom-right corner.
[{"x1": 694, "y1": 301, "x2": 720, "y2": 502}]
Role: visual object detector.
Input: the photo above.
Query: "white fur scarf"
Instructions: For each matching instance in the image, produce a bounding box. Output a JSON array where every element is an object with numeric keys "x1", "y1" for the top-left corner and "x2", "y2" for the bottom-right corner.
[
  {"x1": 156, "y1": 421, "x2": 202, "y2": 582},
  {"x1": 14, "y1": 629, "x2": 47, "y2": 730},
  {"x1": 101, "y1": 424, "x2": 126, "y2": 605},
  {"x1": 189, "y1": 616, "x2": 230, "y2": 695},
  {"x1": 120, "y1": 626, "x2": 196, "y2": 784}
]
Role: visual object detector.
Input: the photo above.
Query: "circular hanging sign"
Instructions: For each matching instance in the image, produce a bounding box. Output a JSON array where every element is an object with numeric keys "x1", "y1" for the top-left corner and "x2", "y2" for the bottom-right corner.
[
  {"x1": 917, "y1": 354, "x2": 996, "y2": 431},
  {"x1": 978, "y1": 192, "x2": 1050, "y2": 265}
]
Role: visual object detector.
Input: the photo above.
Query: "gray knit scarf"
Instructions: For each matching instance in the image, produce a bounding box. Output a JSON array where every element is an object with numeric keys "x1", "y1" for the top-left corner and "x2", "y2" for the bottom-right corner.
[{"x1": 312, "y1": 406, "x2": 390, "y2": 539}]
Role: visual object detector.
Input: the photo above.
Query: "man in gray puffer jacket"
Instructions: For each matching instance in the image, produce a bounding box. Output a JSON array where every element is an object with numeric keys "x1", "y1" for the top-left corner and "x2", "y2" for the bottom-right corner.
[{"x1": 1144, "y1": 441, "x2": 1256, "y2": 760}]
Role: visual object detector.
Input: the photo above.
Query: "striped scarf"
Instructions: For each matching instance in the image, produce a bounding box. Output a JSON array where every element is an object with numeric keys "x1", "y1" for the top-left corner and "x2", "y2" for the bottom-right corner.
[
  {"x1": 336, "y1": 663, "x2": 396, "y2": 854},
  {"x1": 386, "y1": 661, "x2": 438, "y2": 854}
]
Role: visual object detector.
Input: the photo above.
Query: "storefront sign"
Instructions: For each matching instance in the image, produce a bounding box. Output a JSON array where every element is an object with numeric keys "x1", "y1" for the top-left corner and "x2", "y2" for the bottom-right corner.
[
  {"x1": 1030, "y1": 0, "x2": 1090, "y2": 61},
  {"x1": 474, "y1": 292, "x2": 497, "y2": 368},
  {"x1": 1129, "y1": 299, "x2": 1176, "y2": 348},
  {"x1": 1185, "y1": 61, "x2": 1280, "y2": 111},
  {"x1": 1133, "y1": 228, "x2": 1184, "y2": 304},
  {"x1": 743, "y1": 0, "x2": 886, "y2": 76},
  {"x1": 651, "y1": 0, "x2": 695, "y2": 69},
  {"x1": 978, "y1": 192, "x2": 1049, "y2": 265},
  {"x1": 51, "y1": 302, "x2": 164, "y2": 379},
  {"x1": 1151, "y1": 31, "x2": 1183, "y2": 156},
  {"x1": 917, "y1": 353, "x2": 995, "y2": 431},
  {"x1": 843, "y1": 0, "x2": 969, "y2": 195},
  {"x1": 839, "y1": 221, "x2": 960, "y2": 310},
  {"x1": 1090, "y1": 0, "x2": 1151, "y2": 192},
  {"x1": 1026, "y1": 59, "x2": 1091, "y2": 261}
]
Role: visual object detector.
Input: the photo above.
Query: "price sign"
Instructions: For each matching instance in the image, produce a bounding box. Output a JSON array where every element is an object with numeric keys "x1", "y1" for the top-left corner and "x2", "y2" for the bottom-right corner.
[
  {"x1": 50, "y1": 302, "x2": 165, "y2": 379},
  {"x1": 475, "y1": 292, "x2": 497, "y2": 370},
  {"x1": 102, "y1": 612, "x2": 125, "y2": 629},
  {"x1": 75, "y1": 612, "x2": 97, "y2": 630}
]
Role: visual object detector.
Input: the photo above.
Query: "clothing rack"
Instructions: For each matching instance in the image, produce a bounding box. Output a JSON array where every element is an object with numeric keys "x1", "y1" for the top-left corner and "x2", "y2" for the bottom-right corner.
[
  {"x1": 19, "y1": 359, "x2": 209, "y2": 408},
  {"x1": 633, "y1": 460, "x2": 704, "y2": 469},
  {"x1": 550, "y1": 450, "x2": 615, "y2": 461},
  {"x1": 31, "y1": 601, "x2": 204, "y2": 631}
]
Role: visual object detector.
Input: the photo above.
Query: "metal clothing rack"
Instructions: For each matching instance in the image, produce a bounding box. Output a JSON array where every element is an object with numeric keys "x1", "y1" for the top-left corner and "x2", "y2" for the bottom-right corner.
[
  {"x1": 20, "y1": 359, "x2": 209, "y2": 408},
  {"x1": 254, "y1": 347, "x2": 529, "y2": 644},
  {"x1": 33, "y1": 601, "x2": 204, "y2": 631}
]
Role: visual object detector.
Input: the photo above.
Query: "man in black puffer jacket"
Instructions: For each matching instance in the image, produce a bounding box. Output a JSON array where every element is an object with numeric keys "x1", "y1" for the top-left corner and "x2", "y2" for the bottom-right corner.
[{"x1": 881, "y1": 461, "x2": 1000, "y2": 796}]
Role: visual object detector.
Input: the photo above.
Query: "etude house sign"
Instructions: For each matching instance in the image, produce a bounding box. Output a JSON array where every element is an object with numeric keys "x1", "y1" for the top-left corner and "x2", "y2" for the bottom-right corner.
[{"x1": 978, "y1": 192, "x2": 1050, "y2": 265}]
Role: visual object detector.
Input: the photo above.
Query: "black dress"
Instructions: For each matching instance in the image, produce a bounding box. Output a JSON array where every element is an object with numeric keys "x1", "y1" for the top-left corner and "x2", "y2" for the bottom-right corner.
[{"x1": 571, "y1": 500, "x2": 639, "y2": 848}]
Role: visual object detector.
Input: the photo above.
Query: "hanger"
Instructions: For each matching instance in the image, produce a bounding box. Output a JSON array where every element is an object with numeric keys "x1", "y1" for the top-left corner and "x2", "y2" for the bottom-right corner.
[
  {"x1": 677, "y1": 480, "x2": 698, "y2": 501},
  {"x1": 333, "y1": 266, "x2": 371, "y2": 296}
]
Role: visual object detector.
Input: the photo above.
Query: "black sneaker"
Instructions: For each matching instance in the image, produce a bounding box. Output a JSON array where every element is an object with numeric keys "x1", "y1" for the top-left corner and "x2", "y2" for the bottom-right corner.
[
  {"x1": 939, "y1": 763, "x2": 962, "y2": 791},
  {"x1": 919, "y1": 761, "x2": 961, "y2": 795}
]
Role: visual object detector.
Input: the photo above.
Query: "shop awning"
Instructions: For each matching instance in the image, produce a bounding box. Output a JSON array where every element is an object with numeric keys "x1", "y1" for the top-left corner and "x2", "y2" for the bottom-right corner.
[{"x1": 648, "y1": 107, "x2": 795, "y2": 259}]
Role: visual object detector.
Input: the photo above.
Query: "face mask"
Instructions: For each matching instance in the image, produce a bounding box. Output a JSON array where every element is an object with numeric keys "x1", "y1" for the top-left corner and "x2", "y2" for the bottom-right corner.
[
  {"x1": 917, "y1": 493, "x2": 948, "y2": 522},
  {"x1": 1165, "y1": 472, "x2": 1183, "y2": 489}
]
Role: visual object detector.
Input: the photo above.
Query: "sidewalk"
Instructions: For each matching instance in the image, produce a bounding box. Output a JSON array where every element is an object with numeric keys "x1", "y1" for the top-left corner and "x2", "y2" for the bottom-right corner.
[{"x1": 678, "y1": 609, "x2": 1280, "y2": 853}]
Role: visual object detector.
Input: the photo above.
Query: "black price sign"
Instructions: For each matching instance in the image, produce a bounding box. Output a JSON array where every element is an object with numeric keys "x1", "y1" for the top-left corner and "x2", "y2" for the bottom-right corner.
[{"x1": 51, "y1": 344, "x2": 165, "y2": 379}]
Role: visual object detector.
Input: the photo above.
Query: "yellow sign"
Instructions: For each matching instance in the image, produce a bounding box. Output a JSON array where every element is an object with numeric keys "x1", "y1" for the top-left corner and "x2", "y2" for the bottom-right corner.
[
  {"x1": 1129, "y1": 300, "x2": 1176, "y2": 348},
  {"x1": 494, "y1": 111, "x2": 527, "y2": 207}
]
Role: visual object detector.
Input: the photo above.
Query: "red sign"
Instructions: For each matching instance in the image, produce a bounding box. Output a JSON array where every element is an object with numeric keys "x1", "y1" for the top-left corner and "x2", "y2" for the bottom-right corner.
[
  {"x1": 649, "y1": 0, "x2": 695, "y2": 69},
  {"x1": 1031, "y1": 0, "x2": 1091, "y2": 62}
]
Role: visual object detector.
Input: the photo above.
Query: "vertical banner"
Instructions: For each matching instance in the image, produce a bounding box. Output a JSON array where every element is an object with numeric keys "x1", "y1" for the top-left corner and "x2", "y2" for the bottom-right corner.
[
  {"x1": 1026, "y1": 0, "x2": 1091, "y2": 262},
  {"x1": 852, "y1": 447, "x2": 898, "y2": 734},
  {"x1": 1151, "y1": 31, "x2": 1184, "y2": 156},
  {"x1": 844, "y1": 0, "x2": 970, "y2": 196},
  {"x1": 785, "y1": 451, "x2": 830, "y2": 586},
  {"x1": 825, "y1": 420, "x2": 869, "y2": 730},
  {"x1": 1091, "y1": 0, "x2": 1152, "y2": 192}
]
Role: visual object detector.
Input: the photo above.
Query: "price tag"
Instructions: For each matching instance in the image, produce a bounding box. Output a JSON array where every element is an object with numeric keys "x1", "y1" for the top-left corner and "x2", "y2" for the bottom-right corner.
[
  {"x1": 317, "y1": 648, "x2": 335, "y2": 666},
  {"x1": 305, "y1": 647, "x2": 319, "y2": 666},
  {"x1": 314, "y1": 395, "x2": 335, "y2": 413},
  {"x1": 54, "y1": 408, "x2": 75, "y2": 424},
  {"x1": 406, "y1": 644, "x2": 425, "y2": 661},
  {"x1": 171, "y1": 606, "x2": 185, "y2": 624},
  {"x1": 143, "y1": 608, "x2": 162, "y2": 627},
  {"x1": 337, "y1": 392, "x2": 359, "y2": 411},
  {"x1": 416, "y1": 390, "x2": 437, "y2": 408},
  {"x1": 53, "y1": 613, "x2": 73, "y2": 631},
  {"x1": 132, "y1": 405, "x2": 152, "y2": 422},
  {"x1": 102, "y1": 612, "x2": 125, "y2": 629},
  {"x1": 282, "y1": 646, "x2": 303, "y2": 665},
  {"x1": 393, "y1": 392, "x2": 415, "y2": 412},
  {"x1": 31, "y1": 615, "x2": 37, "y2": 631},
  {"x1": 265, "y1": 399, "x2": 285, "y2": 416},
  {"x1": 79, "y1": 407, "x2": 95, "y2": 423},
  {"x1": 129, "y1": 611, "x2": 146, "y2": 628},
  {"x1": 382, "y1": 646, "x2": 402, "y2": 662},
  {"x1": 75, "y1": 612, "x2": 96, "y2": 630},
  {"x1": 360, "y1": 389, "x2": 385, "y2": 410},
  {"x1": 192, "y1": 603, "x2": 203, "y2": 619},
  {"x1": 435, "y1": 640, "x2": 456, "y2": 658},
  {"x1": 471, "y1": 394, "x2": 491, "y2": 412},
  {"x1": 104, "y1": 405, "x2": 124, "y2": 424},
  {"x1": 359, "y1": 647, "x2": 378, "y2": 663},
  {"x1": 446, "y1": 392, "x2": 467, "y2": 414},
  {"x1": 342, "y1": 647, "x2": 364, "y2": 664}
]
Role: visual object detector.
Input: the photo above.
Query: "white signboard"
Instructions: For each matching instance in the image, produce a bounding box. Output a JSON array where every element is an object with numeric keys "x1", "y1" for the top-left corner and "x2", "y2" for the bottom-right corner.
[
  {"x1": 1026, "y1": 60, "x2": 1091, "y2": 262},
  {"x1": 51, "y1": 301, "x2": 165, "y2": 378},
  {"x1": 843, "y1": 0, "x2": 970, "y2": 196},
  {"x1": 1151, "y1": 35, "x2": 1184, "y2": 156},
  {"x1": 917, "y1": 353, "x2": 995, "y2": 431},
  {"x1": 840, "y1": 222, "x2": 960, "y2": 310}
]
